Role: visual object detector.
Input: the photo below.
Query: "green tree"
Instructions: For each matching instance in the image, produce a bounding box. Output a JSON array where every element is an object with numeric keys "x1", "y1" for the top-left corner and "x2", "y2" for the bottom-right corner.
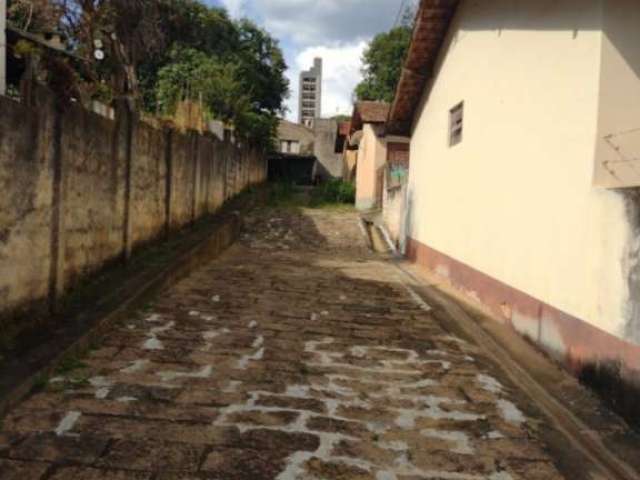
[
  {"x1": 156, "y1": 43, "x2": 282, "y2": 150},
  {"x1": 8, "y1": 0, "x2": 62, "y2": 31},
  {"x1": 138, "y1": 1, "x2": 239, "y2": 112},
  {"x1": 156, "y1": 46, "x2": 247, "y2": 122},
  {"x1": 144, "y1": 5, "x2": 288, "y2": 149},
  {"x1": 235, "y1": 19, "x2": 288, "y2": 115},
  {"x1": 16, "y1": 0, "x2": 288, "y2": 148},
  {"x1": 354, "y1": 26, "x2": 412, "y2": 103}
]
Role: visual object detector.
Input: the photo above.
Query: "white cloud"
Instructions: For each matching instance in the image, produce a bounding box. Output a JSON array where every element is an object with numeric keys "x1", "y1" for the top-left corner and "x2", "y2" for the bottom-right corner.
[
  {"x1": 214, "y1": 0, "x2": 406, "y2": 122},
  {"x1": 285, "y1": 42, "x2": 367, "y2": 121},
  {"x1": 245, "y1": 0, "x2": 403, "y2": 46},
  {"x1": 219, "y1": 0, "x2": 245, "y2": 18}
]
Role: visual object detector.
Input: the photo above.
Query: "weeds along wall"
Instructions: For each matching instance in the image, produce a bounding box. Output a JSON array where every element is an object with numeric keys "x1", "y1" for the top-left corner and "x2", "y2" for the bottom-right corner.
[{"x1": 0, "y1": 86, "x2": 266, "y2": 330}]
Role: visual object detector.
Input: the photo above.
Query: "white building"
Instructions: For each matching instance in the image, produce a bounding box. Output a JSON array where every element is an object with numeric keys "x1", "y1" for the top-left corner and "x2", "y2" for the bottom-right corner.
[{"x1": 387, "y1": 0, "x2": 640, "y2": 378}]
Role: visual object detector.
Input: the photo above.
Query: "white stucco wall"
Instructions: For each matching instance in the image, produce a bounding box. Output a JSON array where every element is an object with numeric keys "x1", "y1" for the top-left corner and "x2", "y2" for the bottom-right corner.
[
  {"x1": 593, "y1": 0, "x2": 640, "y2": 188},
  {"x1": 407, "y1": 0, "x2": 638, "y2": 343}
]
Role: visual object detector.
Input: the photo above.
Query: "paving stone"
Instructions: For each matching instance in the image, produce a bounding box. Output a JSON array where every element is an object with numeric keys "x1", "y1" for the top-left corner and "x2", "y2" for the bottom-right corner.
[
  {"x1": 8, "y1": 432, "x2": 108, "y2": 464},
  {"x1": 48, "y1": 467, "x2": 152, "y2": 479},
  {"x1": 0, "y1": 459, "x2": 50, "y2": 479},
  {"x1": 201, "y1": 448, "x2": 288, "y2": 479},
  {"x1": 0, "y1": 206, "x2": 570, "y2": 479},
  {"x1": 254, "y1": 395, "x2": 327, "y2": 414},
  {"x1": 96, "y1": 440, "x2": 204, "y2": 472}
]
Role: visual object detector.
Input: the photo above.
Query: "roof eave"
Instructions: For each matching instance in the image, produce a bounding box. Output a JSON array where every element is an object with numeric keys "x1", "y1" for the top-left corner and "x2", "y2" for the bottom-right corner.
[{"x1": 387, "y1": 0, "x2": 460, "y2": 136}]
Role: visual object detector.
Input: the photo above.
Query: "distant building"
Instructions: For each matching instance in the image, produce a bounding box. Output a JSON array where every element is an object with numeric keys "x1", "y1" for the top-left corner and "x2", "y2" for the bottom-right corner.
[
  {"x1": 270, "y1": 120, "x2": 316, "y2": 184},
  {"x1": 272, "y1": 118, "x2": 346, "y2": 183},
  {"x1": 348, "y1": 101, "x2": 392, "y2": 211},
  {"x1": 298, "y1": 58, "x2": 322, "y2": 128},
  {"x1": 277, "y1": 119, "x2": 314, "y2": 156}
]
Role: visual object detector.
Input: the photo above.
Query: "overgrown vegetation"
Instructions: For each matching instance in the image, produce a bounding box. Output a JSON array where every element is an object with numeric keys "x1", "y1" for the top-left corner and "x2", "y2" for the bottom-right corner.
[
  {"x1": 354, "y1": 5, "x2": 416, "y2": 103},
  {"x1": 267, "y1": 182, "x2": 297, "y2": 207},
  {"x1": 267, "y1": 180, "x2": 355, "y2": 209},
  {"x1": 579, "y1": 361, "x2": 640, "y2": 432},
  {"x1": 310, "y1": 180, "x2": 356, "y2": 207},
  {"x1": 7, "y1": 0, "x2": 288, "y2": 149}
]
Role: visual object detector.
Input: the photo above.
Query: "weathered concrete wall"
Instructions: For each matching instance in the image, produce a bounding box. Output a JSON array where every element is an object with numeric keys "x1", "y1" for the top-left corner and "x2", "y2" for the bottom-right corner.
[
  {"x1": 0, "y1": 87, "x2": 267, "y2": 333},
  {"x1": 313, "y1": 119, "x2": 342, "y2": 180},
  {"x1": 130, "y1": 121, "x2": 168, "y2": 250},
  {"x1": 0, "y1": 94, "x2": 55, "y2": 319},
  {"x1": 169, "y1": 131, "x2": 196, "y2": 231},
  {"x1": 61, "y1": 104, "x2": 125, "y2": 289}
]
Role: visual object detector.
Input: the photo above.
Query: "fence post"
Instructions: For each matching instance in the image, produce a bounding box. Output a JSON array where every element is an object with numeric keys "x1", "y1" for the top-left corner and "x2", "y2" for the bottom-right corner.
[
  {"x1": 164, "y1": 127, "x2": 173, "y2": 237},
  {"x1": 116, "y1": 100, "x2": 134, "y2": 261},
  {"x1": 0, "y1": 0, "x2": 6, "y2": 95},
  {"x1": 191, "y1": 132, "x2": 201, "y2": 223},
  {"x1": 38, "y1": 87, "x2": 66, "y2": 313}
]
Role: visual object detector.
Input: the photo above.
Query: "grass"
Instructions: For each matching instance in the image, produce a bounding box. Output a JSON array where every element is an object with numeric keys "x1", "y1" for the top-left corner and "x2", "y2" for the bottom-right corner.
[
  {"x1": 267, "y1": 182, "x2": 298, "y2": 207},
  {"x1": 309, "y1": 180, "x2": 356, "y2": 208},
  {"x1": 266, "y1": 180, "x2": 356, "y2": 210},
  {"x1": 56, "y1": 353, "x2": 89, "y2": 374}
]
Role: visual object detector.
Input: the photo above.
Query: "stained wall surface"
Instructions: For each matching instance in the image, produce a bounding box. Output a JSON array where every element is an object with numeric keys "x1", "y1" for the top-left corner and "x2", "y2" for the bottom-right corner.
[{"x1": 0, "y1": 88, "x2": 267, "y2": 333}]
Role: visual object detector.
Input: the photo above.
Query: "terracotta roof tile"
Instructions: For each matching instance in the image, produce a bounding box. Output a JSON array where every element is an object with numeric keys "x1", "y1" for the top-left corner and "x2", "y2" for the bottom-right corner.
[
  {"x1": 338, "y1": 121, "x2": 351, "y2": 136},
  {"x1": 356, "y1": 101, "x2": 390, "y2": 124},
  {"x1": 388, "y1": 0, "x2": 460, "y2": 135}
]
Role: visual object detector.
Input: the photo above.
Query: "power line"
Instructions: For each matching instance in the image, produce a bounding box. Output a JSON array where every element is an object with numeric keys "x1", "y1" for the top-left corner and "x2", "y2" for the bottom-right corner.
[
  {"x1": 393, "y1": 0, "x2": 420, "y2": 29},
  {"x1": 393, "y1": 0, "x2": 408, "y2": 28}
]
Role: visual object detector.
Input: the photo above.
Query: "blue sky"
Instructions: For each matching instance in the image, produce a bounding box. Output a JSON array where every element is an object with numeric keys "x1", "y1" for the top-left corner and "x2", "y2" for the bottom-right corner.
[{"x1": 203, "y1": 0, "x2": 406, "y2": 120}]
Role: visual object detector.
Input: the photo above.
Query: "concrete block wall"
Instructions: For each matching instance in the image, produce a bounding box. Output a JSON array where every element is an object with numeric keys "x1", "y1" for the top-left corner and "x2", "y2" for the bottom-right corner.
[{"x1": 0, "y1": 87, "x2": 267, "y2": 331}]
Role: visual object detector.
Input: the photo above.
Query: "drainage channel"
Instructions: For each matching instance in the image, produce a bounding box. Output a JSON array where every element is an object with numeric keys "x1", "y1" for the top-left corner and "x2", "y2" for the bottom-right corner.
[
  {"x1": 356, "y1": 214, "x2": 638, "y2": 478},
  {"x1": 391, "y1": 260, "x2": 639, "y2": 480},
  {"x1": 359, "y1": 217, "x2": 393, "y2": 254}
]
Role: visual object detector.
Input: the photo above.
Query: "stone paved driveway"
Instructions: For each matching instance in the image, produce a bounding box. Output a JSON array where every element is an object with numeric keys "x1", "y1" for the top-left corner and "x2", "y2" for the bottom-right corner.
[{"x1": 0, "y1": 206, "x2": 566, "y2": 479}]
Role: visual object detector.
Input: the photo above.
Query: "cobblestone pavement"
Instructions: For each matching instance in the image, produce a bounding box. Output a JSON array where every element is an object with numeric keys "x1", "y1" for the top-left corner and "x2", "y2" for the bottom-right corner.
[{"x1": 0, "y1": 206, "x2": 567, "y2": 479}]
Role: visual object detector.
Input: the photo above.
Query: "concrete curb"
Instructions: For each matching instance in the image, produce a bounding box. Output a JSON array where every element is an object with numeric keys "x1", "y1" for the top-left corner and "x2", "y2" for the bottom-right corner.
[{"x1": 0, "y1": 214, "x2": 242, "y2": 419}]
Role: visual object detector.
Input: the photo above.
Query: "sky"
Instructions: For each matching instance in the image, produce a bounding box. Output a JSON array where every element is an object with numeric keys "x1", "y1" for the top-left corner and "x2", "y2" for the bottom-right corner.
[{"x1": 204, "y1": 0, "x2": 407, "y2": 121}]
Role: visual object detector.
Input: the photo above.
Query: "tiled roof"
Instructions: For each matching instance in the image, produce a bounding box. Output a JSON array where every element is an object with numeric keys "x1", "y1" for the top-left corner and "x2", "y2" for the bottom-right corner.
[
  {"x1": 277, "y1": 119, "x2": 314, "y2": 142},
  {"x1": 338, "y1": 121, "x2": 351, "y2": 137},
  {"x1": 349, "y1": 101, "x2": 390, "y2": 132},
  {"x1": 388, "y1": 0, "x2": 460, "y2": 135},
  {"x1": 356, "y1": 101, "x2": 390, "y2": 124}
]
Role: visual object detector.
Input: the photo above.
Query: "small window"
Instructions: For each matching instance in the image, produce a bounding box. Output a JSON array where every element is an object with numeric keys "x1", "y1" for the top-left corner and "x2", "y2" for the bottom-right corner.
[{"x1": 449, "y1": 102, "x2": 464, "y2": 147}]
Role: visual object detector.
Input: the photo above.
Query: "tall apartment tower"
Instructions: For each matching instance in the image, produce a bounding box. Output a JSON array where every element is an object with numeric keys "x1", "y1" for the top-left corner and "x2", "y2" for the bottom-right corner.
[{"x1": 298, "y1": 57, "x2": 322, "y2": 128}]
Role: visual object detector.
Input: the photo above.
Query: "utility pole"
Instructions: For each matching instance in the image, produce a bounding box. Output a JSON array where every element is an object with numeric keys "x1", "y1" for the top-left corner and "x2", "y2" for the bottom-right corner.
[{"x1": 0, "y1": 0, "x2": 6, "y2": 95}]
